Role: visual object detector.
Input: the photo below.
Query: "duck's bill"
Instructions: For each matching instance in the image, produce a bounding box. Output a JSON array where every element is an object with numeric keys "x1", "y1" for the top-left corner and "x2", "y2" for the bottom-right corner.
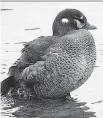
[{"x1": 84, "y1": 22, "x2": 97, "y2": 30}]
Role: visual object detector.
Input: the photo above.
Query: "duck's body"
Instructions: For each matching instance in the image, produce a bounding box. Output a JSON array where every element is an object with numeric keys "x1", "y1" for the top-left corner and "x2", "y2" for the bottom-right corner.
[
  {"x1": 16, "y1": 29, "x2": 96, "y2": 98},
  {"x1": 1, "y1": 9, "x2": 97, "y2": 99}
]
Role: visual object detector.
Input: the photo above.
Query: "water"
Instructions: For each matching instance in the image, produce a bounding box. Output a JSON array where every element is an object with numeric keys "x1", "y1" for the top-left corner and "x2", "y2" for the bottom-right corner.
[
  {"x1": 0, "y1": 2, "x2": 103, "y2": 118},
  {"x1": 1, "y1": 96, "x2": 96, "y2": 118}
]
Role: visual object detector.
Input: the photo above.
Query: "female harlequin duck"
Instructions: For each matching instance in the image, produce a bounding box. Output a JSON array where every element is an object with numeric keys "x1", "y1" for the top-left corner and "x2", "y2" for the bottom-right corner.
[{"x1": 1, "y1": 9, "x2": 97, "y2": 99}]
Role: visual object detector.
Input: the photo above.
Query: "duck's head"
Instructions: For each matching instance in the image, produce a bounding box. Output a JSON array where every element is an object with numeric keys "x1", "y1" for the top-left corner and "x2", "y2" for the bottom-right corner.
[{"x1": 52, "y1": 9, "x2": 97, "y2": 36}]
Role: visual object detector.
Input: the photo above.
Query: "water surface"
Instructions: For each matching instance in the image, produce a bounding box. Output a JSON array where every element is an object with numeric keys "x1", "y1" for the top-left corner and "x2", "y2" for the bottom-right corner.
[
  {"x1": 1, "y1": 2, "x2": 103, "y2": 118},
  {"x1": 1, "y1": 96, "x2": 96, "y2": 118}
]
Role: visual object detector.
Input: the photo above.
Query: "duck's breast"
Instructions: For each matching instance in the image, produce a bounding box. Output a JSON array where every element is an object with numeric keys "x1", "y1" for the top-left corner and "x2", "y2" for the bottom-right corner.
[{"x1": 33, "y1": 29, "x2": 96, "y2": 98}]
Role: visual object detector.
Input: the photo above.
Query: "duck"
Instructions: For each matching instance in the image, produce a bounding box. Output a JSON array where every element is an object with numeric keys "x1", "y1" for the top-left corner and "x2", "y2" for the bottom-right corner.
[{"x1": 1, "y1": 9, "x2": 97, "y2": 99}]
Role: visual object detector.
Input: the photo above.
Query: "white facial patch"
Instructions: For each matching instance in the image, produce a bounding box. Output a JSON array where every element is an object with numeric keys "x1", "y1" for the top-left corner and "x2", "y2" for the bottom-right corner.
[
  {"x1": 61, "y1": 18, "x2": 69, "y2": 24},
  {"x1": 74, "y1": 19, "x2": 82, "y2": 28},
  {"x1": 74, "y1": 19, "x2": 84, "y2": 29},
  {"x1": 80, "y1": 15, "x2": 84, "y2": 20}
]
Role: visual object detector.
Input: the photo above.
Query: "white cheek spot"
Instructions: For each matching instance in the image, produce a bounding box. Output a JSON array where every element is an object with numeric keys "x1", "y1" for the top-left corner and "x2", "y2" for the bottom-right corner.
[
  {"x1": 61, "y1": 18, "x2": 69, "y2": 24},
  {"x1": 80, "y1": 15, "x2": 83, "y2": 20},
  {"x1": 74, "y1": 19, "x2": 81, "y2": 27},
  {"x1": 74, "y1": 19, "x2": 83, "y2": 29}
]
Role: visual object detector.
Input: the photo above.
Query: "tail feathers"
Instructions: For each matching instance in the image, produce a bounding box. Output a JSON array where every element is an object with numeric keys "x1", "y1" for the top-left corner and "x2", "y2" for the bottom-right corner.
[{"x1": 0, "y1": 76, "x2": 16, "y2": 96}]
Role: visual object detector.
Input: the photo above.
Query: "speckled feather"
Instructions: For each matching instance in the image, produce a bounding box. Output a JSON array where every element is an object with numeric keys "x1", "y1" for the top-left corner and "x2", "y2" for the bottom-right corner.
[
  {"x1": 19, "y1": 29, "x2": 96, "y2": 98},
  {"x1": 1, "y1": 9, "x2": 96, "y2": 98}
]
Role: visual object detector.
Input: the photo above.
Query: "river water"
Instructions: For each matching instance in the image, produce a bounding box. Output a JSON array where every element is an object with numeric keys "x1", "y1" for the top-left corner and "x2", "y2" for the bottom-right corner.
[{"x1": 0, "y1": 2, "x2": 103, "y2": 118}]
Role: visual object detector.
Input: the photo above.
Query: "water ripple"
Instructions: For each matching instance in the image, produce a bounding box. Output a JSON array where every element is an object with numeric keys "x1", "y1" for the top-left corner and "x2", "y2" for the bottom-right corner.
[{"x1": 1, "y1": 96, "x2": 96, "y2": 118}]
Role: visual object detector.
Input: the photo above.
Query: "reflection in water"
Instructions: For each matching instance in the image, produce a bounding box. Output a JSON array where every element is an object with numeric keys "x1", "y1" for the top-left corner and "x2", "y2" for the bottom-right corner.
[{"x1": 1, "y1": 96, "x2": 96, "y2": 118}]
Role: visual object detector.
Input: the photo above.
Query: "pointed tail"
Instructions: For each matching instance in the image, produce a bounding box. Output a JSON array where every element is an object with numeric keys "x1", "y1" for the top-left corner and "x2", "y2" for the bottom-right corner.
[{"x1": 0, "y1": 76, "x2": 16, "y2": 96}]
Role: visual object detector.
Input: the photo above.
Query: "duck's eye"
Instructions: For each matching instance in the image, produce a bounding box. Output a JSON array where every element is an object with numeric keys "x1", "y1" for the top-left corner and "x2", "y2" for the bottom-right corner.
[{"x1": 61, "y1": 18, "x2": 69, "y2": 24}]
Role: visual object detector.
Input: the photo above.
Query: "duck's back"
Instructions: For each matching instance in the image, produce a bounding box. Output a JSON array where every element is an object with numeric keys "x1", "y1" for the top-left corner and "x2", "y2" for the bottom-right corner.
[{"x1": 21, "y1": 29, "x2": 96, "y2": 98}]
